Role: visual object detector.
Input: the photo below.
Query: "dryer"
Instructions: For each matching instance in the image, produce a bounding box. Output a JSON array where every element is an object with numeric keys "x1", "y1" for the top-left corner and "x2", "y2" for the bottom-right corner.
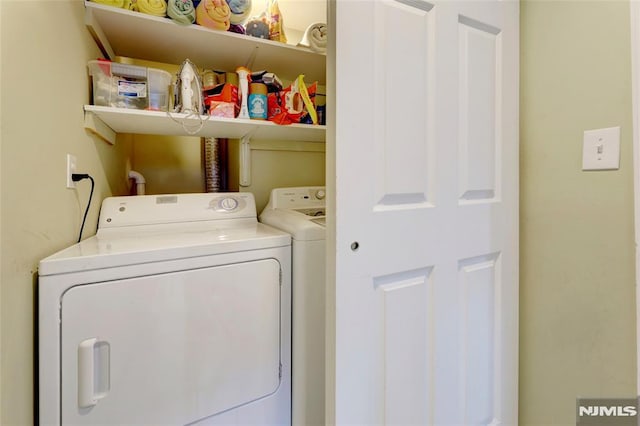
[
  {"x1": 259, "y1": 186, "x2": 326, "y2": 426},
  {"x1": 38, "y1": 193, "x2": 291, "y2": 425}
]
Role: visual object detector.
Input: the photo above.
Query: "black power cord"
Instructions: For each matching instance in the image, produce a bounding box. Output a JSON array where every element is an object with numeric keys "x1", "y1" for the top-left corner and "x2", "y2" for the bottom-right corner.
[{"x1": 72, "y1": 173, "x2": 95, "y2": 243}]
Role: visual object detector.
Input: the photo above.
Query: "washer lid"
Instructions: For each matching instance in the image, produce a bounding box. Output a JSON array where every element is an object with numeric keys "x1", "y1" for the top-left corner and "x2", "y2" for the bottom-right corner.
[
  {"x1": 259, "y1": 209, "x2": 325, "y2": 241},
  {"x1": 38, "y1": 222, "x2": 290, "y2": 276}
]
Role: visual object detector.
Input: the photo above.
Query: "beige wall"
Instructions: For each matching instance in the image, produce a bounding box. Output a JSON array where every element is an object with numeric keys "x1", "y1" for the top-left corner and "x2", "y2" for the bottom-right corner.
[
  {"x1": 520, "y1": 1, "x2": 637, "y2": 424},
  {"x1": 132, "y1": 136, "x2": 326, "y2": 213},
  {"x1": 0, "y1": 1, "x2": 3, "y2": 420},
  {"x1": 231, "y1": 139, "x2": 326, "y2": 212},
  {"x1": 0, "y1": 1, "x2": 132, "y2": 423},
  {"x1": 132, "y1": 134, "x2": 205, "y2": 194}
]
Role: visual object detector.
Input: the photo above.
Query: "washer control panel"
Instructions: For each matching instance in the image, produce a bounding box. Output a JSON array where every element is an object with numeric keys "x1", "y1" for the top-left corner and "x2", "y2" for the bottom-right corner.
[{"x1": 267, "y1": 186, "x2": 326, "y2": 210}]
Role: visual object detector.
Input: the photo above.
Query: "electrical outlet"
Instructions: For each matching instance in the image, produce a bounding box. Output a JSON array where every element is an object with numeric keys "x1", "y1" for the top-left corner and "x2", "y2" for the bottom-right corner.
[{"x1": 66, "y1": 154, "x2": 77, "y2": 189}]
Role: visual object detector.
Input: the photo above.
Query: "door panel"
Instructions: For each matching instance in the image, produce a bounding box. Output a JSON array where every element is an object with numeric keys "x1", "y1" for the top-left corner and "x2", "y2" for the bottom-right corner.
[
  {"x1": 459, "y1": 253, "x2": 500, "y2": 424},
  {"x1": 458, "y1": 16, "x2": 501, "y2": 203},
  {"x1": 332, "y1": 0, "x2": 518, "y2": 424},
  {"x1": 61, "y1": 259, "x2": 281, "y2": 425},
  {"x1": 373, "y1": 0, "x2": 433, "y2": 208},
  {"x1": 376, "y1": 268, "x2": 434, "y2": 424}
]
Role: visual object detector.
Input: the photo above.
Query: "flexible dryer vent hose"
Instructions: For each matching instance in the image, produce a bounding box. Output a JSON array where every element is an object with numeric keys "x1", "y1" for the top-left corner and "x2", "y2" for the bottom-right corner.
[{"x1": 203, "y1": 137, "x2": 225, "y2": 192}]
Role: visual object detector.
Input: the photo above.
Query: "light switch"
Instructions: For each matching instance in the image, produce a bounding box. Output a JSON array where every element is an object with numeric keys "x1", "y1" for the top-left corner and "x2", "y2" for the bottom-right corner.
[{"x1": 582, "y1": 126, "x2": 620, "y2": 171}]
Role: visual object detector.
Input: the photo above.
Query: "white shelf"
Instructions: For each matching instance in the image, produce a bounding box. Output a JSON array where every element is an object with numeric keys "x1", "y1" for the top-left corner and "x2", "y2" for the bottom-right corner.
[
  {"x1": 84, "y1": 105, "x2": 326, "y2": 142},
  {"x1": 85, "y1": 1, "x2": 326, "y2": 84}
]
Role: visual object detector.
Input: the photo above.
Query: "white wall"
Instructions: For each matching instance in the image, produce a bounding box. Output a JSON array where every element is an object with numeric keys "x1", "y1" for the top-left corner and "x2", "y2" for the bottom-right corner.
[{"x1": 0, "y1": 1, "x2": 132, "y2": 423}]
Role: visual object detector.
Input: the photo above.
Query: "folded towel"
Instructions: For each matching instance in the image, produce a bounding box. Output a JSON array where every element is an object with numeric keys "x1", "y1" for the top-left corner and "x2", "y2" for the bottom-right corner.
[
  {"x1": 90, "y1": 0, "x2": 134, "y2": 9},
  {"x1": 226, "y1": 0, "x2": 251, "y2": 25},
  {"x1": 196, "y1": 0, "x2": 231, "y2": 31},
  {"x1": 298, "y1": 22, "x2": 327, "y2": 53},
  {"x1": 134, "y1": 0, "x2": 167, "y2": 16},
  {"x1": 168, "y1": 0, "x2": 196, "y2": 24}
]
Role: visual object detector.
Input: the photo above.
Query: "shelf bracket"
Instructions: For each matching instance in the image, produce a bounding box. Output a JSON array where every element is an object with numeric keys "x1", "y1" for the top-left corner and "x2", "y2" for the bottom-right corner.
[
  {"x1": 84, "y1": 111, "x2": 116, "y2": 145},
  {"x1": 85, "y1": 5, "x2": 115, "y2": 60},
  {"x1": 239, "y1": 135, "x2": 252, "y2": 187}
]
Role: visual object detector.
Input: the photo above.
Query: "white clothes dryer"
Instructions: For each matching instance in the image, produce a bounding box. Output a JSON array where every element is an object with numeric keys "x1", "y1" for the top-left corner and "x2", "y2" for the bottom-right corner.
[
  {"x1": 259, "y1": 186, "x2": 326, "y2": 426},
  {"x1": 38, "y1": 193, "x2": 291, "y2": 426}
]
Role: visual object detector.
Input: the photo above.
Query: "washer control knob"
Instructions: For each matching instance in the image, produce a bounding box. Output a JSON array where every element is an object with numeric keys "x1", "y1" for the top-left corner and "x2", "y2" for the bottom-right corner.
[
  {"x1": 315, "y1": 189, "x2": 326, "y2": 200},
  {"x1": 219, "y1": 197, "x2": 239, "y2": 211}
]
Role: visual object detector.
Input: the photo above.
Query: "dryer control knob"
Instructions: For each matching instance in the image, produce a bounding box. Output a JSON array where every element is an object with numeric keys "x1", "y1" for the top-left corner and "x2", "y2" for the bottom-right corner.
[
  {"x1": 315, "y1": 189, "x2": 326, "y2": 200},
  {"x1": 219, "y1": 197, "x2": 239, "y2": 211}
]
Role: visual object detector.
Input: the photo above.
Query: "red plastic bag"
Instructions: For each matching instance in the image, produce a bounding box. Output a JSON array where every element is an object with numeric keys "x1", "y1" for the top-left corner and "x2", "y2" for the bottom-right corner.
[{"x1": 268, "y1": 76, "x2": 317, "y2": 125}]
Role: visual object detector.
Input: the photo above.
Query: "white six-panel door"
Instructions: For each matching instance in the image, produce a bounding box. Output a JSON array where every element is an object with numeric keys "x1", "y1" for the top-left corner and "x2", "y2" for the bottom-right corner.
[{"x1": 330, "y1": 0, "x2": 518, "y2": 424}]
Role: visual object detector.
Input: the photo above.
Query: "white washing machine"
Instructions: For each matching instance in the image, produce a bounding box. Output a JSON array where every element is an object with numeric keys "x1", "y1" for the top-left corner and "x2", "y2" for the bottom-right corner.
[
  {"x1": 38, "y1": 193, "x2": 291, "y2": 426},
  {"x1": 259, "y1": 186, "x2": 326, "y2": 426}
]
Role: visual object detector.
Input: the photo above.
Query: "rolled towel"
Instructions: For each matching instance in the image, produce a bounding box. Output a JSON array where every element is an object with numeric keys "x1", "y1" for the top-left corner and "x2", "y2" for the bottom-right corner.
[
  {"x1": 168, "y1": 0, "x2": 196, "y2": 24},
  {"x1": 196, "y1": 0, "x2": 231, "y2": 31},
  {"x1": 90, "y1": 0, "x2": 134, "y2": 9},
  {"x1": 226, "y1": 0, "x2": 251, "y2": 25},
  {"x1": 298, "y1": 22, "x2": 327, "y2": 53},
  {"x1": 134, "y1": 0, "x2": 167, "y2": 16}
]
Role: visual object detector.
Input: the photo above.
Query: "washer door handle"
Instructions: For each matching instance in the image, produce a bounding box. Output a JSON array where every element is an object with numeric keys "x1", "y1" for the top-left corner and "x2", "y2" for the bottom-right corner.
[{"x1": 78, "y1": 338, "x2": 110, "y2": 408}]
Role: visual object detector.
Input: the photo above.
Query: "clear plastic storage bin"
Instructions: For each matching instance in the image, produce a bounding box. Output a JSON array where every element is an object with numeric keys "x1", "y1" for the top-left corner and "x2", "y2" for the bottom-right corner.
[{"x1": 88, "y1": 60, "x2": 172, "y2": 111}]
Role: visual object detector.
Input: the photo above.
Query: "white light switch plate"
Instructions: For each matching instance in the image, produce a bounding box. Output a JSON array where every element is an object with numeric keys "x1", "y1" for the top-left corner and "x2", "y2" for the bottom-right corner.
[{"x1": 582, "y1": 126, "x2": 620, "y2": 171}]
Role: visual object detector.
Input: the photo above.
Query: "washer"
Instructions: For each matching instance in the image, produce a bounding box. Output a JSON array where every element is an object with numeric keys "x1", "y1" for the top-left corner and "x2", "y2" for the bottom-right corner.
[
  {"x1": 38, "y1": 193, "x2": 291, "y2": 425},
  {"x1": 259, "y1": 186, "x2": 326, "y2": 426}
]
